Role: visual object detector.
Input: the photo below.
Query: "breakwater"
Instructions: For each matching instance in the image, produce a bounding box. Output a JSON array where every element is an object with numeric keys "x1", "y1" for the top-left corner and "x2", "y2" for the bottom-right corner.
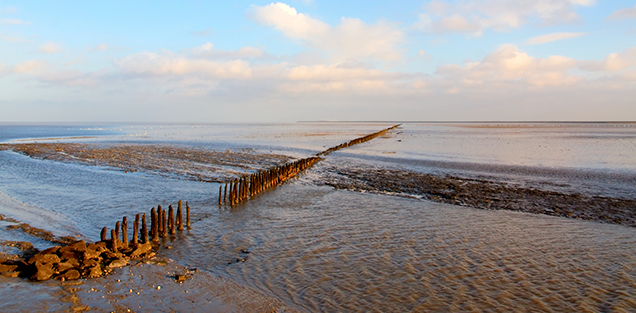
[{"x1": 219, "y1": 124, "x2": 401, "y2": 206}]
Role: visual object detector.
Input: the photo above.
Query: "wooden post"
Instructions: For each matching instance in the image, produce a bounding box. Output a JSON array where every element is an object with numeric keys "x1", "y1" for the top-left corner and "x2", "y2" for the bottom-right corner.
[
  {"x1": 115, "y1": 221, "x2": 120, "y2": 245},
  {"x1": 219, "y1": 186, "x2": 223, "y2": 205},
  {"x1": 111, "y1": 229, "x2": 118, "y2": 252},
  {"x1": 186, "y1": 201, "x2": 190, "y2": 228},
  {"x1": 141, "y1": 213, "x2": 148, "y2": 244},
  {"x1": 151, "y1": 207, "x2": 158, "y2": 242},
  {"x1": 168, "y1": 204, "x2": 175, "y2": 235},
  {"x1": 224, "y1": 183, "x2": 227, "y2": 204},
  {"x1": 133, "y1": 214, "x2": 139, "y2": 245},
  {"x1": 101, "y1": 227, "x2": 107, "y2": 241},
  {"x1": 177, "y1": 202, "x2": 183, "y2": 231},
  {"x1": 162, "y1": 210, "x2": 167, "y2": 238},
  {"x1": 122, "y1": 216, "x2": 128, "y2": 247},
  {"x1": 157, "y1": 205, "x2": 163, "y2": 237}
]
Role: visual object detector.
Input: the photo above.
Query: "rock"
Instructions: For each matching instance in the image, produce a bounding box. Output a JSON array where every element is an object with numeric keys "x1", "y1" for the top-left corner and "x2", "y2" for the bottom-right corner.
[
  {"x1": 59, "y1": 240, "x2": 86, "y2": 253},
  {"x1": 1, "y1": 271, "x2": 20, "y2": 278},
  {"x1": 83, "y1": 249, "x2": 101, "y2": 260},
  {"x1": 60, "y1": 269, "x2": 81, "y2": 281},
  {"x1": 32, "y1": 262, "x2": 55, "y2": 281},
  {"x1": 56, "y1": 261, "x2": 76, "y2": 273},
  {"x1": 0, "y1": 264, "x2": 18, "y2": 272},
  {"x1": 81, "y1": 259, "x2": 99, "y2": 269},
  {"x1": 86, "y1": 265, "x2": 102, "y2": 278},
  {"x1": 88, "y1": 242, "x2": 108, "y2": 252},
  {"x1": 107, "y1": 259, "x2": 128, "y2": 269},
  {"x1": 40, "y1": 246, "x2": 61, "y2": 255},
  {"x1": 102, "y1": 251, "x2": 123, "y2": 260},
  {"x1": 59, "y1": 251, "x2": 80, "y2": 262},
  {"x1": 28, "y1": 253, "x2": 60, "y2": 265},
  {"x1": 130, "y1": 243, "x2": 152, "y2": 259}
]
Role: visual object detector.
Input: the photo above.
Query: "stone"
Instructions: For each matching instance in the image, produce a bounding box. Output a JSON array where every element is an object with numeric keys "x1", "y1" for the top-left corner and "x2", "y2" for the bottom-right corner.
[
  {"x1": 130, "y1": 243, "x2": 152, "y2": 259},
  {"x1": 60, "y1": 269, "x2": 81, "y2": 281},
  {"x1": 83, "y1": 249, "x2": 101, "y2": 260},
  {"x1": 40, "y1": 246, "x2": 61, "y2": 255},
  {"x1": 1, "y1": 271, "x2": 19, "y2": 278},
  {"x1": 81, "y1": 259, "x2": 99, "y2": 269},
  {"x1": 32, "y1": 262, "x2": 55, "y2": 281},
  {"x1": 59, "y1": 251, "x2": 80, "y2": 262},
  {"x1": 59, "y1": 240, "x2": 87, "y2": 253},
  {"x1": 86, "y1": 265, "x2": 102, "y2": 278},
  {"x1": 102, "y1": 251, "x2": 123, "y2": 260},
  {"x1": 107, "y1": 259, "x2": 128, "y2": 269},
  {"x1": 28, "y1": 253, "x2": 60, "y2": 265},
  {"x1": 0, "y1": 264, "x2": 18, "y2": 272},
  {"x1": 88, "y1": 241, "x2": 108, "y2": 251},
  {"x1": 56, "y1": 261, "x2": 76, "y2": 273}
]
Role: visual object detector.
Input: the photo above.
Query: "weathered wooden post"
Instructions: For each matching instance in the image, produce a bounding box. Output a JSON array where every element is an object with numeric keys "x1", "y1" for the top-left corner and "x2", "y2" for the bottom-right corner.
[
  {"x1": 157, "y1": 205, "x2": 163, "y2": 237},
  {"x1": 177, "y1": 200, "x2": 183, "y2": 231},
  {"x1": 151, "y1": 207, "x2": 158, "y2": 242},
  {"x1": 101, "y1": 227, "x2": 107, "y2": 241},
  {"x1": 162, "y1": 210, "x2": 167, "y2": 238},
  {"x1": 111, "y1": 229, "x2": 118, "y2": 252},
  {"x1": 219, "y1": 186, "x2": 223, "y2": 205},
  {"x1": 122, "y1": 216, "x2": 128, "y2": 247},
  {"x1": 115, "y1": 221, "x2": 120, "y2": 245},
  {"x1": 133, "y1": 214, "x2": 139, "y2": 245},
  {"x1": 168, "y1": 204, "x2": 175, "y2": 235},
  {"x1": 186, "y1": 201, "x2": 191, "y2": 228},
  {"x1": 141, "y1": 213, "x2": 148, "y2": 244}
]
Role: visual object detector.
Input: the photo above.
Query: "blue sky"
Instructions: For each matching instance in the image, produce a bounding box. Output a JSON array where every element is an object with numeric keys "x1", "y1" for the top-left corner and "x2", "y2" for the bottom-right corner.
[{"x1": 1, "y1": 0, "x2": 635, "y2": 122}]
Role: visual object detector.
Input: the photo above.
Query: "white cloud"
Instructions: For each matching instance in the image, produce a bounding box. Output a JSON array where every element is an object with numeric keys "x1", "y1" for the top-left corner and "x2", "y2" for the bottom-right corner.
[
  {"x1": 116, "y1": 51, "x2": 253, "y2": 79},
  {"x1": 94, "y1": 43, "x2": 109, "y2": 51},
  {"x1": 187, "y1": 43, "x2": 264, "y2": 60},
  {"x1": 39, "y1": 42, "x2": 64, "y2": 53},
  {"x1": 526, "y1": 32, "x2": 586, "y2": 45},
  {"x1": 250, "y1": 2, "x2": 404, "y2": 62},
  {"x1": 579, "y1": 46, "x2": 636, "y2": 71},
  {"x1": 607, "y1": 4, "x2": 636, "y2": 20},
  {"x1": 0, "y1": 18, "x2": 30, "y2": 25},
  {"x1": 435, "y1": 45, "x2": 581, "y2": 87},
  {"x1": 416, "y1": 0, "x2": 595, "y2": 35}
]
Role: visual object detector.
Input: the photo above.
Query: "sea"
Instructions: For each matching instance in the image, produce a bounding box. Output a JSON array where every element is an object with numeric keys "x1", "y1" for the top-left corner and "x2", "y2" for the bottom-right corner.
[{"x1": 0, "y1": 122, "x2": 635, "y2": 312}]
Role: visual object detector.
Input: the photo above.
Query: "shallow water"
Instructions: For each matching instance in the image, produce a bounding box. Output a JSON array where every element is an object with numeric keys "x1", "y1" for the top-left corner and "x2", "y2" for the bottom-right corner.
[{"x1": 1, "y1": 122, "x2": 635, "y2": 312}]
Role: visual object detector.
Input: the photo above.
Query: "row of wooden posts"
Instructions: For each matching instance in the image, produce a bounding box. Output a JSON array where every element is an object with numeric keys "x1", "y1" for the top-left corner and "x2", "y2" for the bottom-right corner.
[
  {"x1": 99, "y1": 200, "x2": 191, "y2": 250},
  {"x1": 219, "y1": 157, "x2": 321, "y2": 205},
  {"x1": 218, "y1": 124, "x2": 401, "y2": 206},
  {"x1": 317, "y1": 124, "x2": 401, "y2": 156}
]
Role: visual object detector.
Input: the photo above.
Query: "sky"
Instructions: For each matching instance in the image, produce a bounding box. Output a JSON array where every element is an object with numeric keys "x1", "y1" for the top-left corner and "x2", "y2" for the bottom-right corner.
[{"x1": 0, "y1": 0, "x2": 635, "y2": 122}]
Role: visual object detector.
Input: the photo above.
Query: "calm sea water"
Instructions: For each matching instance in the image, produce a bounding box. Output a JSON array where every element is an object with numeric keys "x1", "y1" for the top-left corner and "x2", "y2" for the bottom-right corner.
[{"x1": 1, "y1": 122, "x2": 635, "y2": 312}]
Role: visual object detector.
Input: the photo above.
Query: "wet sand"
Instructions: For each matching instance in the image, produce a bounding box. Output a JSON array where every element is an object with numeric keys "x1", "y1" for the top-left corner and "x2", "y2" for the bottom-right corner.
[
  {"x1": 0, "y1": 143, "x2": 293, "y2": 182},
  {"x1": 0, "y1": 256, "x2": 295, "y2": 312},
  {"x1": 321, "y1": 166, "x2": 636, "y2": 227}
]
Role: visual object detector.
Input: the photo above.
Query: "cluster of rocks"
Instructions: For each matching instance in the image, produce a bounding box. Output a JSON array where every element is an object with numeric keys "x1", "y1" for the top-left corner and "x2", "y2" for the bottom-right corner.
[{"x1": 0, "y1": 239, "x2": 154, "y2": 281}]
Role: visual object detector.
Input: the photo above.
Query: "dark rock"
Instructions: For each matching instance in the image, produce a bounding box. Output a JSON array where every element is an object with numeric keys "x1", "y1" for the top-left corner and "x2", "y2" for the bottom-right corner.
[
  {"x1": 0, "y1": 264, "x2": 18, "y2": 272},
  {"x1": 28, "y1": 253, "x2": 60, "y2": 265},
  {"x1": 59, "y1": 240, "x2": 87, "y2": 253},
  {"x1": 59, "y1": 269, "x2": 81, "y2": 281},
  {"x1": 88, "y1": 241, "x2": 108, "y2": 252},
  {"x1": 130, "y1": 243, "x2": 152, "y2": 259},
  {"x1": 81, "y1": 259, "x2": 99, "y2": 269},
  {"x1": 107, "y1": 258, "x2": 128, "y2": 269},
  {"x1": 40, "y1": 246, "x2": 61, "y2": 255},
  {"x1": 86, "y1": 265, "x2": 102, "y2": 278},
  {"x1": 56, "y1": 261, "x2": 76, "y2": 273},
  {"x1": 102, "y1": 251, "x2": 123, "y2": 260},
  {"x1": 59, "y1": 251, "x2": 80, "y2": 262},
  {"x1": 83, "y1": 249, "x2": 101, "y2": 260},
  {"x1": 32, "y1": 262, "x2": 55, "y2": 281}
]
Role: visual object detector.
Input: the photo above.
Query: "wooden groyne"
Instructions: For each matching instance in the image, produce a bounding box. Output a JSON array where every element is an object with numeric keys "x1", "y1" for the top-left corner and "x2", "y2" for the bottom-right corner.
[
  {"x1": 1, "y1": 200, "x2": 193, "y2": 281},
  {"x1": 219, "y1": 124, "x2": 401, "y2": 206},
  {"x1": 219, "y1": 157, "x2": 321, "y2": 205},
  {"x1": 317, "y1": 124, "x2": 401, "y2": 156}
]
